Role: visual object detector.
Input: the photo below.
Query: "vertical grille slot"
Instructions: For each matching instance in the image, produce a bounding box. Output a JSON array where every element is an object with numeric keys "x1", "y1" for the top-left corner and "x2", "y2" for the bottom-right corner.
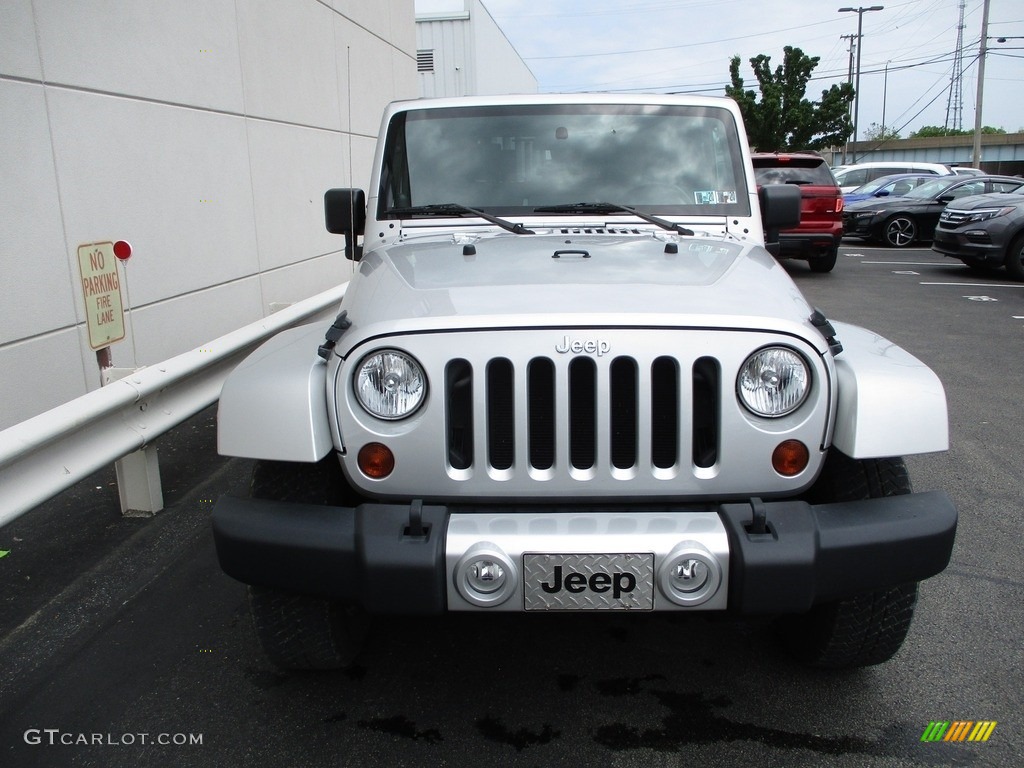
[
  {"x1": 528, "y1": 359, "x2": 555, "y2": 470},
  {"x1": 487, "y1": 359, "x2": 514, "y2": 470},
  {"x1": 692, "y1": 357, "x2": 719, "y2": 468},
  {"x1": 651, "y1": 356, "x2": 679, "y2": 468},
  {"x1": 446, "y1": 359, "x2": 473, "y2": 470},
  {"x1": 569, "y1": 357, "x2": 597, "y2": 469},
  {"x1": 610, "y1": 357, "x2": 638, "y2": 469},
  {"x1": 442, "y1": 346, "x2": 727, "y2": 480}
]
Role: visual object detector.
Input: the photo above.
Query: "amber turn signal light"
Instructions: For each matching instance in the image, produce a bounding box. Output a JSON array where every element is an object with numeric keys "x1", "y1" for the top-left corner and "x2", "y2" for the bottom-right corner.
[
  {"x1": 772, "y1": 440, "x2": 809, "y2": 477},
  {"x1": 358, "y1": 442, "x2": 395, "y2": 479}
]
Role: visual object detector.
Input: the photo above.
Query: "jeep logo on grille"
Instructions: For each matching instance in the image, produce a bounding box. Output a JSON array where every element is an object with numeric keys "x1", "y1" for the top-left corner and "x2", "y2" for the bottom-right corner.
[{"x1": 555, "y1": 335, "x2": 610, "y2": 356}]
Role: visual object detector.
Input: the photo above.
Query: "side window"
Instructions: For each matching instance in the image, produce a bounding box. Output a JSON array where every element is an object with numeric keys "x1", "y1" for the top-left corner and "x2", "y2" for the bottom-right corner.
[
  {"x1": 842, "y1": 169, "x2": 867, "y2": 187},
  {"x1": 992, "y1": 181, "x2": 1021, "y2": 193},
  {"x1": 948, "y1": 182, "x2": 983, "y2": 199},
  {"x1": 872, "y1": 167, "x2": 902, "y2": 181}
]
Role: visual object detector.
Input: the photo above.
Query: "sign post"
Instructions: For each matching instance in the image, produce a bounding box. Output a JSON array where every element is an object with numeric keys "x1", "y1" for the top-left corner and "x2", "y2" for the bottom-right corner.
[{"x1": 76, "y1": 239, "x2": 162, "y2": 516}]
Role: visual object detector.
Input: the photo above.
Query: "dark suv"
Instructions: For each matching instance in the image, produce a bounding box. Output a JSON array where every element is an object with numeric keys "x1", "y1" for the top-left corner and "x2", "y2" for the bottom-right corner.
[
  {"x1": 932, "y1": 187, "x2": 1024, "y2": 279},
  {"x1": 752, "y1": 152, "x2": 843, "y2": 273}
]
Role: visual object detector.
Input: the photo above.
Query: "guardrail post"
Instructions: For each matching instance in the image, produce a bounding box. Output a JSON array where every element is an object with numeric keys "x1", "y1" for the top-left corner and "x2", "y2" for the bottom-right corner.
[
  {"x1": 115, "y1": 447, "x2": 163, "y2": 516},
  {"x1": 103, "y1": 367, "x2": 163, "y2": 516}
]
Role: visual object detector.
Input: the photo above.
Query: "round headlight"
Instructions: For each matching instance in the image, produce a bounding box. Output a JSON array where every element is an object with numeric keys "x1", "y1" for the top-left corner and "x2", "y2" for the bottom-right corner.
[
  {"x1": 354, "y1": 350, "x2": 426, "y2": 420},
  {"x1": 737, "y1": 347, "x2": 810, "y2": 417}
]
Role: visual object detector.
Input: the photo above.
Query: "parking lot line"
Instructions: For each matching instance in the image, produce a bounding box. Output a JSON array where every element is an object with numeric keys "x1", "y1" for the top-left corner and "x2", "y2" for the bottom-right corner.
[
  {"x1": 860, "y1": 261, "x2": 946, "y2": 266},
  {"x1": 919, "y1": 282, "x2": 1022, "y2": 288}
]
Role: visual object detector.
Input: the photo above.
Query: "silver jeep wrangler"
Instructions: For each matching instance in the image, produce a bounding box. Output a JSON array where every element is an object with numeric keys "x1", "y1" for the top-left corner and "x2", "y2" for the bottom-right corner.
[{"x1": 212, "y1": 95, "x2": 957, "y2": 670}]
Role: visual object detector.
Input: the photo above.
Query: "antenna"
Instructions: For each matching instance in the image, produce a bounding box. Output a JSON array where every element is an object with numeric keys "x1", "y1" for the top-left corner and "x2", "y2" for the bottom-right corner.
[{"x1": 945, "y1": 0, "x2": 966, "y2": 131}]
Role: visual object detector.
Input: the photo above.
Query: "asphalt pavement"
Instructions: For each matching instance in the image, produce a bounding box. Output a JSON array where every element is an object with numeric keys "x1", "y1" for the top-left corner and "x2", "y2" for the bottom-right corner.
[{"x1": 1, "y1": 244, "x2": 1022, "y2": 768}]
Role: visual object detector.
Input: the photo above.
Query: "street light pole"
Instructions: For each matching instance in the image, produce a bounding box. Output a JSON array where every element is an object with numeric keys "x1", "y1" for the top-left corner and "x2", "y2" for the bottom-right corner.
[{"x1": 839, "y1": 6, "x2": 884, "y2": 161}]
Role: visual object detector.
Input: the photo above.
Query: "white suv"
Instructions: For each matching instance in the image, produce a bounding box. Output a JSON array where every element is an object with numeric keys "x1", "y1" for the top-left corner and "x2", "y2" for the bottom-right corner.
[
  {"x1": 833, "y1": 161, "x2": 952, "y2": 193},
  {"x1": 212, "y1": 94, "x2": 957, "y2": 673}
]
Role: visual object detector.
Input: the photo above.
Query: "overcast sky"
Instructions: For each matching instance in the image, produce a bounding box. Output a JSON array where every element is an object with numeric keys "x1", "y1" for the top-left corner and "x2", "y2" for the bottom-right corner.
[{"x1": 416, "y1": 0, "x2": 1023, "y2": 138}]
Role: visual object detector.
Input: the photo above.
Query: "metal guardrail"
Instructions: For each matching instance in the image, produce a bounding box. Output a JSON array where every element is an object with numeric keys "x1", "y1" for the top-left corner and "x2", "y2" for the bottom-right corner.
[{"x1": 0, "y1": 283, "x2": 348, "y2": 528}]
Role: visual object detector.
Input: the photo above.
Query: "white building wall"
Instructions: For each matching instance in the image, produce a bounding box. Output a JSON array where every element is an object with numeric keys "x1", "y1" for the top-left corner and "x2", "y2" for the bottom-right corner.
[
  {"x1": 469, "y1": 0, "x2": 536, "y2": 95},
  {"x1": 416, "y1": 0, "x2": 536, "y2": 98},
  {"x1": 0, "y1": 0, "x2": 417, "y2": 430}
]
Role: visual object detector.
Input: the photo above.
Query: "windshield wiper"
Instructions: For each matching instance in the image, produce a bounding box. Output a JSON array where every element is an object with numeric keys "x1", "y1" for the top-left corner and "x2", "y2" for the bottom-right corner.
[
  {"x1": 388, "y1": 203, "x2": 535, "y2": 235},
  {"x1": 532, "y1": 202, "x2": 694, "y2": 236}
]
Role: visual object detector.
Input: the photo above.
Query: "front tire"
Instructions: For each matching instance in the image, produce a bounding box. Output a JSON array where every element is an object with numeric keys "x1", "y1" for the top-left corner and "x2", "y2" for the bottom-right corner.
[
  {"x1": 1004, "y1": 233, "x2": 1024, "y2": 280},
  {"x1": 808, "y1": 247, "x2": 838, "y2": 273},
  {"x1": 777, "y1": 452, "x2": 919, "y2": 669},
  {"x1": 247, "y1": 458, "x2": 368, "y2": 670},
  {"x1": 882, "y1": 215, "x2": 917, "y2": 247}
]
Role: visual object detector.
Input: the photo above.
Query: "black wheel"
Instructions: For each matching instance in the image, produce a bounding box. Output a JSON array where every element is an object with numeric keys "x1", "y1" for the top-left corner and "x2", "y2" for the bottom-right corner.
[
  {"x1": 247, "y1": 458, "x2": 367, "y2": 670},
  {"x1": 777, "y1": 451, "x2": 919, "y2": 669},
  {"x1": 808, "y1": 247, "x2": 838, "y2": 273},
  {"x1": 1004, "y1": 233, "x2": 1024, "y2": 281},
  {"x1": 882, "y1": 215, "x2": 917, "y2": 247}
]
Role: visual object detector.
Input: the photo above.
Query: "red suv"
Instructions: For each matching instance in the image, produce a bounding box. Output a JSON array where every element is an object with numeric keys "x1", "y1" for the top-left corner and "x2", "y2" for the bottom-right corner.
[{"x1": 752, "y1": 152, "x2": 844, "y2": 273}]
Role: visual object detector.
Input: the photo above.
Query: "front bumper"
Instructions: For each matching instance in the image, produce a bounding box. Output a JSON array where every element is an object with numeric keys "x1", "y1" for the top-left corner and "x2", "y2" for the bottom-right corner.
[
  {"x1": 842, "y1": 213, "x2": 878, "y2": 238},
  {"x1": 212, "y1": 491, "x2": 957, "y2": 615},
  {"x1": 931, "y1": 228, "x2": 1006, "y2": 263}
]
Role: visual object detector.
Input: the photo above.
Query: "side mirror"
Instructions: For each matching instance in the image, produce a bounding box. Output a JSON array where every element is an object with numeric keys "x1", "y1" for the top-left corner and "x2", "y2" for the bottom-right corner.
[
  {"x1": 873, "y1": 190, "x2": 890, "y2": 197},
  {"x1": 759, "y1": 184, "x2": 801, "y2": 257},
  {"x1": 324, "y1": 188, "x2": 366, "y2": 261}
]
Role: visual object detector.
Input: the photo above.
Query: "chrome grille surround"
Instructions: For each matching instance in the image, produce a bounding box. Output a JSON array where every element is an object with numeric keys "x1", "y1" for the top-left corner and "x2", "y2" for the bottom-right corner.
[
  {"x1": 332, "y1": 328, "x2": 833, "y2": 500},
  {"x1": 938, "y1": 208, "x2": 971, "y2": 227}
]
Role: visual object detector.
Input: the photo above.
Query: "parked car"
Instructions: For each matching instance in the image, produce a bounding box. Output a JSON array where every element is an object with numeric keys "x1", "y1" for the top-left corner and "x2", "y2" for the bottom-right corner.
[
  {"x1": 752, "y1": 152, "x2": 843, "y2": 272},
  {"x1": 842, "y1": 175, "x2": 1024, "y2": 247},
  {"x1": 843, "y1": 173, "x2": 936, "y2": 205},
  {"x1": 931, "y1": 185, "x2": 1024, "y2": 278},
  {"x1": 832, "y1": 161, "x2": 952, "y2": 193}
]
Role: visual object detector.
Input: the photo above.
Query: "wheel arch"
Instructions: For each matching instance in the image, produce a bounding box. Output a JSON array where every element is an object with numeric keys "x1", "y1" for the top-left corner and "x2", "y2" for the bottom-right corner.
[
  {"x1": 218, "y1": 322, "x2": 333, "y2": 461},
  {"x1": 829, "y1": 321, "x2": 949, "y2": 458}
]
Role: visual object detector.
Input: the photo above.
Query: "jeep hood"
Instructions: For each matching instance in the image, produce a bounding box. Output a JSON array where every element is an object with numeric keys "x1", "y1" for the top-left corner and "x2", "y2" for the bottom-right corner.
[{"x1": 336, "y1": 232, "x2": 823, "y2": 353}]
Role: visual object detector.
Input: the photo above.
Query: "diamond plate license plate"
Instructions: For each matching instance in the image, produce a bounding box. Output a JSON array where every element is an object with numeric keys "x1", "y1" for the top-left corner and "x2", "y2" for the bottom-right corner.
[{"x1": 523, "y1": 553, "x2": 654, "y2": 611}]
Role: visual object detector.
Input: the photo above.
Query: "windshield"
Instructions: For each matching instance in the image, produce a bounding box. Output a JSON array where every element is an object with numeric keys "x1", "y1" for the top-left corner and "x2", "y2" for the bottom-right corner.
[
  {"x1": 852, "y1": 176, "x2": 896, "y2": 195},
  {"x1": 378, "y1": 103, "x2": 751, "y2": 217},
  {"x1": 905, "y1": 178, "x2": 959, "y2": 199}
]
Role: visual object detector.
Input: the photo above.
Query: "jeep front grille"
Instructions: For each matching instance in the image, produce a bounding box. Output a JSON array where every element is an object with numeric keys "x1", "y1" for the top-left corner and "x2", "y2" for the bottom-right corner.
[
  {"x1": 445, "y1": 354, "x2": 721, "y2": 475},
  {"x1": 337, "y1": 328, "x2": 832, "y2": 499}
]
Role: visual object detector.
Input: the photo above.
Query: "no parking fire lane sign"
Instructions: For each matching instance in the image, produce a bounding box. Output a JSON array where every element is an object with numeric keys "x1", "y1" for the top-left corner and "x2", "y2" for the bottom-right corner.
[{"x1": 77, "y1": 241, "x2": 126, "y2": 349}]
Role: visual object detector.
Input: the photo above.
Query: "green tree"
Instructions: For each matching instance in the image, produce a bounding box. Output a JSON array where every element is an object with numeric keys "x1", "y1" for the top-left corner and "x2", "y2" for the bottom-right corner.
[
  {"x1": 725, "y1": 46, "x2": 854, "y2": 151},
  {"x1": 910, "y1": 125, "x2": 1006, "y2": 138},
  {"x1": 862, "y1": 122, "x2": 901, "y2": 141}
]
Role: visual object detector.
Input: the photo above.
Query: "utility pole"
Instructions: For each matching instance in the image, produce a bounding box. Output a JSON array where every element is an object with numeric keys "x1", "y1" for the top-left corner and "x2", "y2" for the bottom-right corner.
[
  {"x1": 972, "y1": 0, "x2": 991, "y2": 168},
  {"x1": 839, "y1": 6, "x2": 884, "y2": 163},
  {"x1": 841, "y1": 33, "x2": 857, "y2": 163}
]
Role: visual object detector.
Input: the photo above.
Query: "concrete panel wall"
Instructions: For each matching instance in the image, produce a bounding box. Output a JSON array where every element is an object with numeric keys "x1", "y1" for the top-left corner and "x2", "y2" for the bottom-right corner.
[{"x1": 0, "y1": 0, "x2": 417, "y2": 430}]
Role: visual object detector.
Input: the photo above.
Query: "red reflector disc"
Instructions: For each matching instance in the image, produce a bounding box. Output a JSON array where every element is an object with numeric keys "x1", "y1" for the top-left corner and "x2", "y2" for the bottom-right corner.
[{"x1": 113, "y1": 240, "x2": 132, "y2": 260}]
